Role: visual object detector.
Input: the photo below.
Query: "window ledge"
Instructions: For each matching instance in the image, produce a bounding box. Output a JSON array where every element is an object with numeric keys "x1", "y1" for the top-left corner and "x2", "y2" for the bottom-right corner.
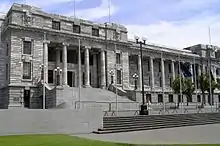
[{"x1": 22, "y1": 79, "x2": 32, "y2": 82}]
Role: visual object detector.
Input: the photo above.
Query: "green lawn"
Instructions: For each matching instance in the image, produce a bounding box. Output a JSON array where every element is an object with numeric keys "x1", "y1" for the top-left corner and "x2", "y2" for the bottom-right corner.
[{"x1": 0, "y1": 134, "x2": 219, "y2": 146}]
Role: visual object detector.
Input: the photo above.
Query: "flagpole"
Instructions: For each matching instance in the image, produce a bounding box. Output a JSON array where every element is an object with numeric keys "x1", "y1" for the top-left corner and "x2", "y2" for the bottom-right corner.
[
  {"x1": 208, "y1": 26, "x2": 213, "y2": 111},
  {"x1": 193, "y1": 56, "x2": 198, "y2": 108},
  {"x1": 108, "y1": 0, "x2": 111, "y2": 23},
  {"x1": 73, "y1": 0, "x2": 76, "y2": 18},
  {"x1": 161, "y1": 52, "x2": 165, "y2": 114},
  {"x1": 178, "y1": 54, "x2": 183, "y2": 113}
]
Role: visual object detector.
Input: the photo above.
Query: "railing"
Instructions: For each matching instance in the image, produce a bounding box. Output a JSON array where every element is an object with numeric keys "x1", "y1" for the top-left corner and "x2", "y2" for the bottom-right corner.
[{"x1": 74, "y1": 100, "x2": 140, "y2": 111}]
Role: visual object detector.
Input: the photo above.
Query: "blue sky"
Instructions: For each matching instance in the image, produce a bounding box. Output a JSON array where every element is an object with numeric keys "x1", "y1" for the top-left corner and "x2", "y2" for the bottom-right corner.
[{"x1": 1, "y1": 0, "x2": 220, "y2": 48}]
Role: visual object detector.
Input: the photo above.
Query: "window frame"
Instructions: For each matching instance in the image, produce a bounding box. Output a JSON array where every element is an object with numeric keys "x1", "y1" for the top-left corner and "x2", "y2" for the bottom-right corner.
[
  {"x1": 22, "y1": 62, "x2": 32, "y2": 80},
  {"x1": 52, "y1": 20, "x2": 60, "y2": 30},
  {"x1": 73, "y1": 24, "x2": 81, "y2": 34},
  {"x1": 23, "y1": 41, "x2": 32, "y2": 55},
  {"x1": 92, "y1": 28, "x2": 99, "y2": 37}
]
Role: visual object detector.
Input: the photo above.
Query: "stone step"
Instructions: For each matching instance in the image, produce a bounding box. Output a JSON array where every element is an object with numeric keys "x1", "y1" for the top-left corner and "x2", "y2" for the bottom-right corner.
[
  {"x1": 103, "y1": 112, "x2": 220, "y2": 121},
  {"x1": 94, "y1": 120, "x2": 220, "y2": 134},
  {"x1": 103, "y1": 113, "x2": 220, "y2": 123},
  {"x1": 103, "y1": 117, "x2": 220, "y2": 128}
]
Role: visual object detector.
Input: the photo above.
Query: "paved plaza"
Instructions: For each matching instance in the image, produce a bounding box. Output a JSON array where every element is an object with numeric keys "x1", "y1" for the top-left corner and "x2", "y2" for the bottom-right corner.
[{"x1": 75, "y1": 124, "x2": 220, "y2": 145}]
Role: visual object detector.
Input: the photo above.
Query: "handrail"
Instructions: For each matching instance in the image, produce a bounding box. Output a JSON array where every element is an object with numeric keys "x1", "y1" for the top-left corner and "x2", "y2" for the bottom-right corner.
[{"x1": 74, "y1": 100, "x2": 140, "y2": 110}]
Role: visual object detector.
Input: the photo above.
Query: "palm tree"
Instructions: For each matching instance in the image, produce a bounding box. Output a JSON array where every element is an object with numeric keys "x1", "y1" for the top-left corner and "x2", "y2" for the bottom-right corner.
[{"x1": 172, "y1": 75, "x2": 195, "y2": 106}]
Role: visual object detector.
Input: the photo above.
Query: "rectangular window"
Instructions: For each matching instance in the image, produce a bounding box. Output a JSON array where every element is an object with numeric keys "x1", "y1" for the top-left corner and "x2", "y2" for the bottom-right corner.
[
  {"x1": 149, "y1": 76, "x2": 151, "y2": 86},
  {"x1": 52, "y1": 21, "x2": 60, "y2": 30},
  {"x1": 169, "y1": 63, "x2": 172, "y2": 73},
  {"x1": 197, "y1": 95, "x2": 201, "y2": 102},
  {"x1": 148, "y1": 60, "x2": 150, "y2": 71},
  {"x1": 92, "y1": 28, "x2": 99, "y2": 37},
  {"x1": 159, "y1": 62, "x2": 161, "y2": 72},
  {"x1": 48, "y1": 70, "x2": 53, "y2": 84},
  {"x1": 6, "y1": 43, "x2": 9, "y2": 56},
  {"x1": 158, "y1": 94, "x2": 163, "y2": 103},
  {"x1": 169, "y1": 94, "x2": 173, "y2": 102},
  {"x1": 73, "y1": 24, "x2": 80, "y2": 33},
  {"x1": 116, "y1": 53, "x2": 121, "y2": 64},
  {"x1": 23, "y1": 41, "x2": 31, "y2": 54},
  {"x1": 218, "y1": 95, "x2": 220, "y2": 102},
  {"x1": 159, "y1": 77, "x2": 162, "y2": 87},
  {"x1": 89, "y1": 54, "x2": 93, "y2": 66},
  {"x1": 23, "y1": 62, "x2": 31, "y2": 79},
  {"x1": 6, "y1": 64, "x2": 8, "y2": 81},
  {"x1": 178, "y1": 95, "x2": 182, "y2": 103},
  {"x1": 146, "y1": 94, "x2": 152, "y2": 102},
  {"x1": 117, "y1": 70, "x2": 122, "y2": 84},
  {"x1": 170, "y1": 78, "x2": 172, "y2": 87}
]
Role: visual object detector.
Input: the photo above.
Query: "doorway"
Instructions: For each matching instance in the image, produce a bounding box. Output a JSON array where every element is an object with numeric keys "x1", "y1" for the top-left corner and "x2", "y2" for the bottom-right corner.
[
  {"x1": 68, "y1": 71, "x2": 73, "y2": 87},
  {"x1": 23, "y1": 90, "x2": 30, "y2": 108}
]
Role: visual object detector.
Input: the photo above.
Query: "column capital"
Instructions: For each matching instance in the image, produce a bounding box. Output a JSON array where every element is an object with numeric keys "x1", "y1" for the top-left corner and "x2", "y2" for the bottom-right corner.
[
  {"x1": 43, "y1": 40, "x2": 50, "y2": 44},
  {"x1": 84, "y1": 46, "x2": 91, "y2": 50},
  {"x1": 62, "y1": 42, "x2": 69, "y2": 46}
]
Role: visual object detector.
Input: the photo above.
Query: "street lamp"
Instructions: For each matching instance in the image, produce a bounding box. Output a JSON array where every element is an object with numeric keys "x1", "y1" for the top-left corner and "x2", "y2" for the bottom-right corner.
[
  {"x1": 134, "y1": 36, "x2": 148, "y2": 115},
  {"x1": 54, "y1": 67, "x2": 62, "y2": 86},
  {"x1": 109, "y1": 70, "x2": 114, "y2": 84},
  {"x1": 39, "y1": 64, "x2": 46, "y2": 109},
  {"x1": 132, "y1": 73, "x2": 139, "y2": 90}
]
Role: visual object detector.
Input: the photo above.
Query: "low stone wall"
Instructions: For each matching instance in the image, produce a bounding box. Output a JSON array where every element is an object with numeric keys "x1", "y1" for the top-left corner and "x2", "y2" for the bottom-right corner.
[{"x1": 0, "y1": 108, "x2": 103, "y2": 136}]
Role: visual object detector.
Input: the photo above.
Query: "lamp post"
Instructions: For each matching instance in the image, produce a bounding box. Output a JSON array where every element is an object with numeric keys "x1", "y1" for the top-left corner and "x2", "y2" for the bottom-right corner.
[
  {"x1": 132, "y1": 73, "x2": 139, "y2": 90},
  {"x1": 39, "y1": 64, "x2": 46, "y2": 109},
  {"x1": 54, "y1": 67, "x2": 62, "y2": 86},
  {"x1": 109, "y1": 70, "x2": 114, "y2": 84},
  {"x1": 134, "y1": 36, "x2": 148, "y2": 115}
]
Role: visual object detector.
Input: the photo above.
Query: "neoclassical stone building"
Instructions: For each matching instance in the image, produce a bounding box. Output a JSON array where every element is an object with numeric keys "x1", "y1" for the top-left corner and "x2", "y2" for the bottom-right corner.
[{"x1": 0, "y1": 3, "x2": 220, "y2": 108}]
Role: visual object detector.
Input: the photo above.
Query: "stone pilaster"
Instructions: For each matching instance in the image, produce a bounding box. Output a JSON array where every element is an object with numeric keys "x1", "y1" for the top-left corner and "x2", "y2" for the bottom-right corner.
[
  {"x1": 100, "y1": 50, "x2": 106, "y2": 89},
  {"x1": 171, "y1": 60, "x2": 175, "y2": 80},
  {"x1": 62, "y1": 43, "x2": 68, "y2": 86},
  {"x1": 161, "y1": 58, "x2": 165, "y2": 90},
  {"x1": 138, "y1": 55, "x2": 142, "y2": 89},
  {"x1": 84, "y1": 46, "x2": 91, "y2": 87},
  {"x1": 43, "y1": 40, "x2": 50, "y2": 83},
  {"x1": 150, "y1": 56, "x2": 154, "y2": 89}
]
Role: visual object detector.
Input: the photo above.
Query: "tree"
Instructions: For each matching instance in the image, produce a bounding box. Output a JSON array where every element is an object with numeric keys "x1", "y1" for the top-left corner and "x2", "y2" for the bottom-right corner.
[
  {"x1": 172, "y1": 75, "x2": 195, "y2": 106},
  {"x1": 199, "y1": 73, "x2": 216, "y2": 106},
  {"x1": 199, "y1": 74, "x2": 208, "y2": 106}
]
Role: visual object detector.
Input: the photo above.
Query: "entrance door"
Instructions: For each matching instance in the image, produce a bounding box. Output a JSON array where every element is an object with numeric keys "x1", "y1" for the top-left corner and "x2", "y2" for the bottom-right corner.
[
  {"x1": 68, "y1": 71, "x2": 73, "y2": 87},
  {"x1": 24, "y1": 90, "x2": 30, "y2": 108}
]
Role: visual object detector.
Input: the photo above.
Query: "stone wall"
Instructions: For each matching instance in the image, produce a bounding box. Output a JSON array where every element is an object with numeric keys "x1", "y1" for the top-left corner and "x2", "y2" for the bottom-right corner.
[
  {"x1": 0, "y1": 87, "x2": 9, "y2": 109},
  {"x1": 0, "y1": 108, "x2": 103, "y2": 135}
]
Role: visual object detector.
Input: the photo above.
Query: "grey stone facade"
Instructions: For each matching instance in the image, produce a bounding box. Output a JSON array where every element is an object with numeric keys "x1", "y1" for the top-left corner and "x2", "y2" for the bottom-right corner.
[{"x1": 0, "y1": 3, "x2": 220, "y2": 108}]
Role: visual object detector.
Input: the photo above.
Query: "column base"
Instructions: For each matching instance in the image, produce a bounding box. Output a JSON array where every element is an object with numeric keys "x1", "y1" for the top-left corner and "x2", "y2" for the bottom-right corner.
[
  {"x1": 100, "y1": 85, "x2": 106, "y2": 89},
  {"x1": 84, "y1": 85, "x2": 91, "y2": 88}
]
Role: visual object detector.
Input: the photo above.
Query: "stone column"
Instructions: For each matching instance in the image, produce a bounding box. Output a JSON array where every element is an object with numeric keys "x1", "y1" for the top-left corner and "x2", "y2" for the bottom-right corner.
[
  {"x1": 161, "y1": 58, "x2": 165, "y2": 90},
  {"x1": 138, "y1": 55, "x2": 142, "y2": 89},
  {"x1": 43, "y1": 40, "x2": 50, "y2": 83},
  {"x1": 150, "y1": 56, "x2": 154, "y2": 88},
  {"x1": 171, "y1": 60, "x2": 175, "y2": 80},
  {"x1": 190, "y1": 63, "x2": 193, "y2": 83},
  {"x1": 93, "y1": 53, "x2": 97, "y2": 87},
  {"x1": 62, "y1": 43, "x2": 68, "y2": 86},
  {"x1": 100, "y1": 50, "x2": 106, "y2": 89},
  {"x1": 84, "y1": 46, "x2": 91, "y2": 87},
  {"x1": 213, "y1": 66, "x2": 217, "y2": 82}
]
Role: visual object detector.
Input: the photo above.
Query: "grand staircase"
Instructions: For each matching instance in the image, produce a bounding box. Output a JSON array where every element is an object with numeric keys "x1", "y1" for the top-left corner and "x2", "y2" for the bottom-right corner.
[
  {"x1": 94, "y1": 112, "x2": 220, "y2": 134},
  {"x1": 56, "y1": 87, "x2": 139, "y2": 111}
]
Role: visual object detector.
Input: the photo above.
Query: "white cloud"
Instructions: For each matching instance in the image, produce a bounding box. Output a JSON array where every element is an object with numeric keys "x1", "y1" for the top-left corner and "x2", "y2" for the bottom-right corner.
[
  {"x1": 66, "y1": 0, "x2": 119, "y2": 20},
  {"x1": 127, "y1": 12, "x2": 220, "y2": 49}
]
